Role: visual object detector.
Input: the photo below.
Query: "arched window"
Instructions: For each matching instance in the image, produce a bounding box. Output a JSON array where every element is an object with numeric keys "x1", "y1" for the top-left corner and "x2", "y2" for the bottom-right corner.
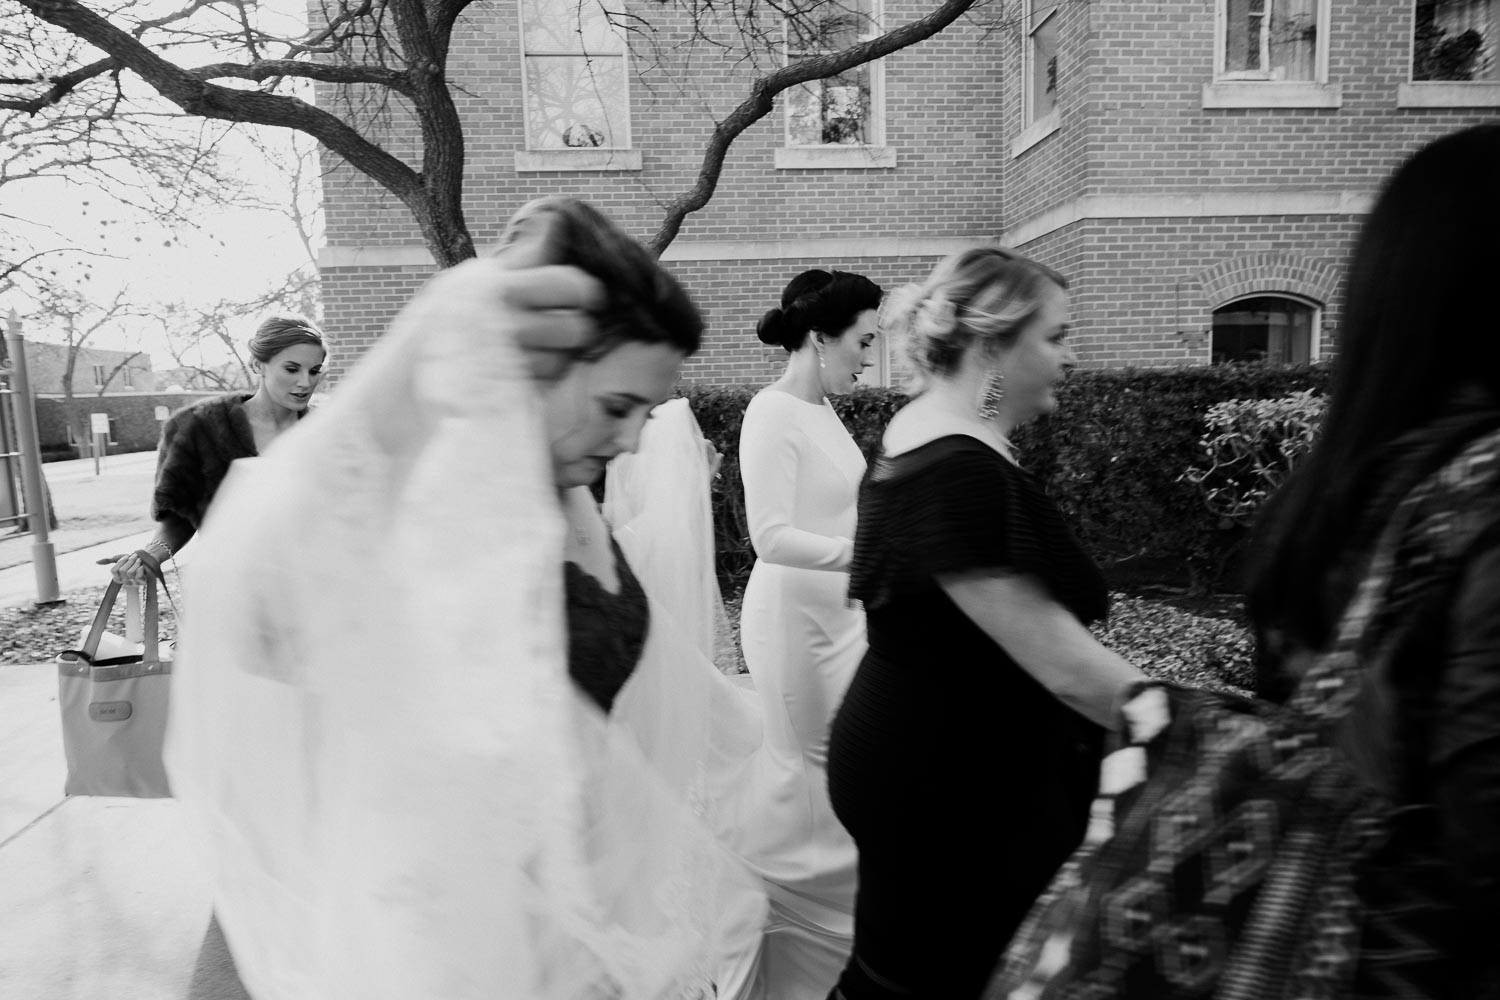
[{"x1": 1211, "y1": 294, "x2": 1319, "y2": 364}]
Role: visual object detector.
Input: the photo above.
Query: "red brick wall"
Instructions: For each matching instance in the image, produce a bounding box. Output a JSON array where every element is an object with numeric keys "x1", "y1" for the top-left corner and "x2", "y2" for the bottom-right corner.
[
  {"x1": 34, "y1": 392, "x2": 222, "y2": 458},
  {"x1": 318, "y1": 264, "x2": 433, "y2": 383},
  {"x1": 317, "y1": 1, "x2": 1010, "y2": 381},
  {"x1": 1008, "y1": 0, "x2": 1497, "y2": 217},
  {"x1": 999, "y1": 1, "x2": 1498, "y2": 369},
  {"x1": 321, "y1": 254, "x2": 961, "y2": 387},
  {"x1": 999, "y1": 0, "x2": 1096, "y2": 223},
  {"x1": 1025, "y1": 215, "x2": 1361, "y2": 369},
  {"x1": 670, "y1": 255, "x2": 952, "y2": 385}
]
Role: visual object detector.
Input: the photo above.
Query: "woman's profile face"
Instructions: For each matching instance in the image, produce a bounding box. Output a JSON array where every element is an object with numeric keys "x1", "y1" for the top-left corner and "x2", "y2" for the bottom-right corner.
[
  {"x1": 994, "y1": 282, "x2": 1075, "y2": 423},
  {"x1": 818, "y1": 307, "x2": 879, "y2": 395},
  {"x1": 544, "y1": 341, "x2": 687, "y2": 488}
]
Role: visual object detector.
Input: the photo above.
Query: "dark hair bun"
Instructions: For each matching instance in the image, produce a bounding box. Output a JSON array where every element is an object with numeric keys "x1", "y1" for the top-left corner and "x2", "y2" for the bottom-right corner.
[{"x1": 756, "y1": 307, "x2": 790, "y2": 347}]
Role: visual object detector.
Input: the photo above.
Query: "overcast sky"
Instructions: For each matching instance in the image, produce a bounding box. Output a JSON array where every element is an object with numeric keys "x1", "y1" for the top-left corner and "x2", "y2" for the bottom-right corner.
[
  {"x1": 7, "y1": 0, "x2": 318, "y2": 367},
  {"x1": 16, "y1": 131, "x2": 316, "y2": 365}
]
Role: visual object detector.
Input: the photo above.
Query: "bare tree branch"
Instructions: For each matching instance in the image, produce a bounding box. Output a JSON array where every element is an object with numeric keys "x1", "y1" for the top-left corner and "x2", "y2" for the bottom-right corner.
[
  {"x1": 0, "y1": 56, "x2": 115, "y2": 113},
  {"x1": 11, "y1": 0, "x2": 986, "y2": 270},
  {"x1": 96, "y1": 349, "x2": 142, "y2": 395},
  {"x1": 649, "y1": 0, "x2": 981, "y2": 253},
  {"x1": 15, "y1": 0, "x2": 428, "y2": 220}
]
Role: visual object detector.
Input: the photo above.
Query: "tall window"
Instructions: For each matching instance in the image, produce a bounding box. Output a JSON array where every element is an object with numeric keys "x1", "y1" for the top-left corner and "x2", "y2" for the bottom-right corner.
[
  {"x1": 520, "y1": 0, "x2": 629, "y2": 150},
  {"x1": 91, "y1": 364, "x2": 105, "y2": 388},
  {"x1": 1024, "y1": 0, "x2": 1060, "y2": 125},
  {"x1": 785, "y1": 0, "x2": 882, "y2": 147},
  {"x1": 1219, "y1": 0, "x2": 1322, "y2": 81},
  {"x1": 1414, "y1": 0, "x2": 1497, "y2": 81},
  {"x1": 1211, "y1": 296, "x2": 1318, "y2": 365},
  {"x1": 122, "y1": 367, "x2": 134, "y2": 389}
]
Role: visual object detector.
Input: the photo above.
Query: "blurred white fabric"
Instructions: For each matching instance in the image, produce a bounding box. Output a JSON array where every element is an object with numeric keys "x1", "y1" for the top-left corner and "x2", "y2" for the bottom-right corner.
[
  {"x1": 603, "y1": 397, "x2": 860, "y2": 1000},
  {"x1": 165, "y1": 260, "x2": 766, "y2": 1000}
]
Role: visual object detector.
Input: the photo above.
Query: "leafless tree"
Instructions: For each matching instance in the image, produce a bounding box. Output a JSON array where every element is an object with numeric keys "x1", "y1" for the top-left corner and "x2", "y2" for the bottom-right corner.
[
  {"x1": 21, "y1": 285, "x2": 145, "y2": 443},
  {"x1": 0, "y1": 16, "x2": 246, "y2": 301},
  {"x1": 151, "y1": 126, "x2": 323, "y2": 391},
  {"x1": 8, "y1": 0, "x2": 984, "y2": 266}
]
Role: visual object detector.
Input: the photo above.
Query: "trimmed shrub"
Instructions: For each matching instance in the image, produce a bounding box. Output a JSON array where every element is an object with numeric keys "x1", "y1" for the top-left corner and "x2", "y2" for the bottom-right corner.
[
  {"x1": 1180, "y1": 390, "x2": 1327, "y2": 528},
  {"x1": 682, "y1": 362, "x2": 1332, "y2": 594},
  {"x1": 1017, "y1": 363, "x2": 1332, "y2": 590}
]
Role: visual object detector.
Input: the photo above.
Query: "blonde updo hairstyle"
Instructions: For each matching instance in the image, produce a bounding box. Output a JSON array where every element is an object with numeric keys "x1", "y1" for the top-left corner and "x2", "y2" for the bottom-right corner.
[{"x1": 883, "y1": 247, "x2": 1067, "y2": 384}]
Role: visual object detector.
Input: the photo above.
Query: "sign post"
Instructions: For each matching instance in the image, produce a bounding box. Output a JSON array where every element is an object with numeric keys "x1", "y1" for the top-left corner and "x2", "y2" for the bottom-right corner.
[{"x1": 90, "y1": 411, "x2": 109, "y2": 475}]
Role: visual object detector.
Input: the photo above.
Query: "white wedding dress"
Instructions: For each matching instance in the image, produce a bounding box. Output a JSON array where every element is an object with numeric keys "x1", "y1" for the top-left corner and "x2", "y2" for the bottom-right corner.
[
  {"x1": 605, "y1": 390, "x2": 865, "y2": 1000},
  {"x1": 734, "y1": 389, "x2": 866, "y2": 1000},
  {"x1": 163, "y1": 260, "x2": 766, "y2": 1000}
]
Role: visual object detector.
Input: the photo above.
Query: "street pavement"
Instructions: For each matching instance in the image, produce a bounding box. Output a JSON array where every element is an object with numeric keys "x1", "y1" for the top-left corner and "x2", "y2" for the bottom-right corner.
[{"x1": 1, "y1": 450, "x2": 214, "y2": 997}]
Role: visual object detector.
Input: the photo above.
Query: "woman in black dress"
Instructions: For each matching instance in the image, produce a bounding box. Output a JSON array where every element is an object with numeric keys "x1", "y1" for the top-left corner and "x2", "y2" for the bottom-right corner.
[{"x1": 825, "y1": 248, "x2": 1144, "y2": 1000}]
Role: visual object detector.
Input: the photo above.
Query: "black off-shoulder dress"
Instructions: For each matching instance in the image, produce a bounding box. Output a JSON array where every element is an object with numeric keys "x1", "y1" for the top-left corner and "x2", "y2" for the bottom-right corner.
[
  {"x1": 826, "y1": 436, "x2": 1110, "y2": 1000},
  {"x1": 564, "y1": 536, "x2": 650, "y2": 714}
]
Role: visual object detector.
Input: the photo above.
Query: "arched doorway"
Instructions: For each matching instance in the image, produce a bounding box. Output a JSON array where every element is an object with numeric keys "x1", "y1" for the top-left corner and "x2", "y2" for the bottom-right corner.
[{"x1": 1211, "y1": 294, "x2": 1320, "y2": 364}]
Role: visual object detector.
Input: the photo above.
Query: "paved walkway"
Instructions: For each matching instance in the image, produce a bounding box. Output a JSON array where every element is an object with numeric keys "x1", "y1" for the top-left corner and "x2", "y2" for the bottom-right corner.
[
  {"x1": 2, "y1": 450, "x2": 159, "y2": 608},
  {"x1": 0, "y1": 529, "x2": 159, "y2": 609},
  {"x1": 0, "y1": 660, "x2": 213, "y2": 998}
]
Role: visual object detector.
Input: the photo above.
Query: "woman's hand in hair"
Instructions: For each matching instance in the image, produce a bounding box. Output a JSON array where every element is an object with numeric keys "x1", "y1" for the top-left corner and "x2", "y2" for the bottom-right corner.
[
  {"x1": 492, "y1": 263, "x2": 606, "y2": 382},
  {"x1": 417, "y1": 258, "x2": 606, "y2": 383}
]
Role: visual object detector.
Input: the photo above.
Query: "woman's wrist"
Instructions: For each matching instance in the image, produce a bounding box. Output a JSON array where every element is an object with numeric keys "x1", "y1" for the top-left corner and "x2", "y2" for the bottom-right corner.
[{"x1": 144, "y1": 539, "x2": 173, "y2": 561}]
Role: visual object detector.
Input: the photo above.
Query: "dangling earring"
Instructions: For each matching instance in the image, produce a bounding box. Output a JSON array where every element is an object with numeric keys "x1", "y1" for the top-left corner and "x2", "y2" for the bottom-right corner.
[
  {"x1": 978, "y1": 368, "x2": 1005, "y2": 420},
  {"x1": 814, "y1": 341, "x2": 826, "y2": 369}
]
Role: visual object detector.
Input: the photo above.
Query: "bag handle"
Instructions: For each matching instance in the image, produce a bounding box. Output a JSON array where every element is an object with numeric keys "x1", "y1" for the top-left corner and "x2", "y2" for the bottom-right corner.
[
  {"x1": 79, "y1": 554, "x2": 174, "y2": 662},
  {"x1": 79, "y1": 579, "x2": 126, "y2": 660}
]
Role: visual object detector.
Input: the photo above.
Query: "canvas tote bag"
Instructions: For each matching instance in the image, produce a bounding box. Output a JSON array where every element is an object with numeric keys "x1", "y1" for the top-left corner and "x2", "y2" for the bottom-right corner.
[{"x1": 57, "y1": 559, "x2": 174, "y2": 798}]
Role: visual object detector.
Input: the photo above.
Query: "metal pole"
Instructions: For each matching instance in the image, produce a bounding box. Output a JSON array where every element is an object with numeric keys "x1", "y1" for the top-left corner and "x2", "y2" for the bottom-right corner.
[{"x1": 4, "y1": 310, "x2": 61, "y2": 604}]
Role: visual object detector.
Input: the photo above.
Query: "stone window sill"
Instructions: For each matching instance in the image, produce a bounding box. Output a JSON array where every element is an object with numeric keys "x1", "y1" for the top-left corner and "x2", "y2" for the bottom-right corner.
[
  {"x1": 1397, "y1": 82, "x2": 1500, "y2": 108},
  {"x1": 513, "y1": 149, "x2": 643, "y2": 172},
  {"x1": 1011, "y1": 112, "x2": 1060, "y2": 158},
  {"x1": 773, "y1": 146, "x2": 897, "y2": 169},
  {"x1": 1202, "y1": 81, "x2": 1342, "y2": 109}
]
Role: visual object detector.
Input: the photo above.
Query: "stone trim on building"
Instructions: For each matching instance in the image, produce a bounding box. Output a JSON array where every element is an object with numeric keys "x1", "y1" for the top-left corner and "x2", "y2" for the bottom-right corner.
[{"x1": 1196, "y1": 252, "x2": 1342, "y2": 310}]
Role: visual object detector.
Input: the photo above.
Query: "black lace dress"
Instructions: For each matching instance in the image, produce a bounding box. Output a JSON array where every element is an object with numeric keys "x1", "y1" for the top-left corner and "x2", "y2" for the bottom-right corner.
[
  {"x1": 565, "y1": 537, "x2": 650, "y2": 713},
  {"x1": 826, "y1": 436, "x2": 1110, "y2": 1000}
]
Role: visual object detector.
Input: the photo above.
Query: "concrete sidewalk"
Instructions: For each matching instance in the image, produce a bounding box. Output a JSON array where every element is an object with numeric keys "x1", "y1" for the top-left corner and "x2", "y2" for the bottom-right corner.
[
  {"x1": 0, "y1": 529, "x2": 157, "y2": 609},
  {"x1": 0, "y1": 659, "x2": 213, "y2": 998}
]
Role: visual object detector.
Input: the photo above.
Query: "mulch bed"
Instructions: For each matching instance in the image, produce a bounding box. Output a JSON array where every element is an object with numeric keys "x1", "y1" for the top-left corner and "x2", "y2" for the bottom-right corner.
[
  {"x1": 3, "y1": 572, "x2": 1253, "y2": 697},
  {"x1": 1, "y1": 570, "x2": 182, "y2": 665}
]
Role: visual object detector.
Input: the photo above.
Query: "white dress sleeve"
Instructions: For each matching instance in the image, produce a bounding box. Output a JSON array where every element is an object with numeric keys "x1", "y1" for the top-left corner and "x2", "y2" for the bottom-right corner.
[{"x1": 740, "y1": 393, "x2": 853, "y2": 571}]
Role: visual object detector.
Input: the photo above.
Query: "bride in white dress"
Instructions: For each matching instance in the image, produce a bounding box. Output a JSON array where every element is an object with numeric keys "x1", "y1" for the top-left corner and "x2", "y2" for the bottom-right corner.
[
  {"x1": 736, "y1": 269, "x2": 883, "y2": 999},
  {"x1": 164, "y1": 199, "x2": 766, "y2": 1000}
]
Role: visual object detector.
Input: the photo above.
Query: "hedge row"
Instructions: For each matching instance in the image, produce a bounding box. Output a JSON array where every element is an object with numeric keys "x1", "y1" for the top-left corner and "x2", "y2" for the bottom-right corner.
[{"x1": 681, "y1": 362, "x2": 1333, "y2": 594}]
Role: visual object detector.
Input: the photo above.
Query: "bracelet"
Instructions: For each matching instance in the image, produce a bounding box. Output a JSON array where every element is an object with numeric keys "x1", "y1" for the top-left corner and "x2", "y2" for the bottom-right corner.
[{"x1": 144, "y1": 540, "x2": 173, "y2": 561}]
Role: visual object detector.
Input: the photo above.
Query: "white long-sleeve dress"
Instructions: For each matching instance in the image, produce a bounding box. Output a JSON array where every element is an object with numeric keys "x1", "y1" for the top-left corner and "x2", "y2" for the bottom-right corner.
[{"x1": 736, "y1": 387, "x2": 868, "y2": 1000}]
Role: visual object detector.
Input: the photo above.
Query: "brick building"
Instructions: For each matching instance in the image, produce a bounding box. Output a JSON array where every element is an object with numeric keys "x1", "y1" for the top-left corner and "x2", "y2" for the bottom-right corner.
[
  {"x1": 999, "y1": 0, "x2": 1498, "y2": 368},
  {"x1": 317, "y1": 0, "x2": 1498, "y2": 382},
  {"x1": 316, "y1": 0, "x2": 1006, "y2": 386},
  {"x1": 17, "y1": 341, "x2": 156, "y2": 396}
]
